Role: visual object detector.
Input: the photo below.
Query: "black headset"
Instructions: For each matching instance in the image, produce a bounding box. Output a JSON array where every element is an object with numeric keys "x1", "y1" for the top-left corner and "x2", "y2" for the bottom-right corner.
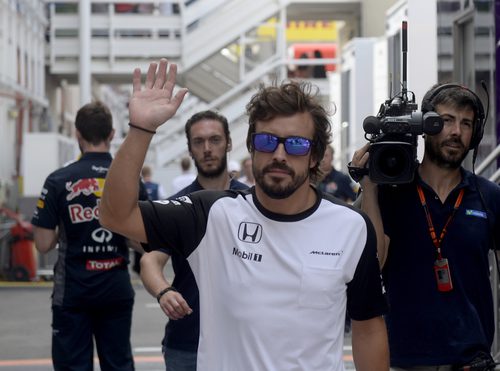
[{"x1": 421, "y1": 83, "x2": 486, "y2": 151}]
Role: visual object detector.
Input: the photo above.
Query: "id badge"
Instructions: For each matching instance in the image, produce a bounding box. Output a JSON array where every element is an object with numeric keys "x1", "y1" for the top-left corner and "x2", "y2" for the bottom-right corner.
[{"x1": 434, "y1": 258, "x2": 453, "y2": 292}]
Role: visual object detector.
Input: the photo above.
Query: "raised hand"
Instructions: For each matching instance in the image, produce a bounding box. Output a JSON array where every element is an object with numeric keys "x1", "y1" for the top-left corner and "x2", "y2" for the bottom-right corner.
[{"x1": 128, "y1": 59, "x2": 188, "y2": 131}]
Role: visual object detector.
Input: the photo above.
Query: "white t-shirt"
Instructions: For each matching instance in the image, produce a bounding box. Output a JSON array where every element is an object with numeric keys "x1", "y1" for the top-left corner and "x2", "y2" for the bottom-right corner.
[
  {"x1": 140, "y1": 187, "x2": 386, "y2": 371},
  {"x1": 171, "y1": 173, "x2": 197, "y2": 194}
]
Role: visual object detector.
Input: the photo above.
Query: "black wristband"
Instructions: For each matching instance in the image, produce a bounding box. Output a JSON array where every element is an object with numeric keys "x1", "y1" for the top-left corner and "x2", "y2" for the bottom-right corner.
[
  {"x1": 347, "y1": 162, "x2": 369, "y2": 183},
  {"x1": 128, "y1": 122, "x2": 156, "y2": 135},
  {"x1": 156, "y1": 286, "x2": 177, "y2": 303}
]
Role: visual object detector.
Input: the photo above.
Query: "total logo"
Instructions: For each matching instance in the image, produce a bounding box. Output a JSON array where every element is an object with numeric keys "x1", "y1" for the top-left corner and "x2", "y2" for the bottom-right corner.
[
  {"x1": 86, "y1": 257, "x2": 124, "y2": 271},
  {"x1": 65, "y1": 178, "x2": 105, "y2": 201}
]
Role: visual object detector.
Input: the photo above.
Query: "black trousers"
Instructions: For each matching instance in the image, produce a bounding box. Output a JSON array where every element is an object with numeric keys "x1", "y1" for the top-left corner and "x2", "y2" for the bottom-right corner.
[{"x1": 51, "y1": 299, "x2": 135, "y2": 371}]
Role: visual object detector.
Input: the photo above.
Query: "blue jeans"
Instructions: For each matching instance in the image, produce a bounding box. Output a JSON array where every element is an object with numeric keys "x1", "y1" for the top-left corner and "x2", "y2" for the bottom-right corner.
[{"x1": 163, "y1": 346, "x2": 197, "y2": 371}]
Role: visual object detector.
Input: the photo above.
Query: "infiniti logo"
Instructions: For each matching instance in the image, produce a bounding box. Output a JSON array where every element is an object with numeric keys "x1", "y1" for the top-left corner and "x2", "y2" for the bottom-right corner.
[
  {"x1": 91, "y1": 228, "x2": 113, "y2": 243},
  {"x1": 238, "y1": 222, "x2": 262, "y2": 243}
]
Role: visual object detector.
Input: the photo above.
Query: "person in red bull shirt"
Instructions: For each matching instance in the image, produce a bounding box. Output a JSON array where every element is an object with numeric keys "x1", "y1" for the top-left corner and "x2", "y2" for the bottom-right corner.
[{"x1": 31, "y1": 101, "x2": 146, "y2": 371}]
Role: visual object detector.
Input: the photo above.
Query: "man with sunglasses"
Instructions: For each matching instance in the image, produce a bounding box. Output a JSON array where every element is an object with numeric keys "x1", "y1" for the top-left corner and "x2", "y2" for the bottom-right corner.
[{"x1": 100, "y1": 59, "x2": 389, "y2": 371}]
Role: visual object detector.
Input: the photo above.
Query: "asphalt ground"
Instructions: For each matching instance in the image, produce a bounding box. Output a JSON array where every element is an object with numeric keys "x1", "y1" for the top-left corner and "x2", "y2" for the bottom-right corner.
[
  {"x1": 0, "y1": 277, "x2": 167, "y2": 371},
  {"x1": 0, "y1": 266, "x2": 354, "y2": 371}
]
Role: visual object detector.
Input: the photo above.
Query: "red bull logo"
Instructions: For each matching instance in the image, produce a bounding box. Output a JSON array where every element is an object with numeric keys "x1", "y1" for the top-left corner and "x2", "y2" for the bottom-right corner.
[
  {"x1": 69, "y1": 203, "x2": 99, "y2": 223},
  {"x1": 66, "y1": 178, "x2": 104, "y2": 201}
]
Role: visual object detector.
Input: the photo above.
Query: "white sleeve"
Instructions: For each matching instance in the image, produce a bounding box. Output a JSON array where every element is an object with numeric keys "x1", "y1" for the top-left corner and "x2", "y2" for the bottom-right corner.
[{"x1": 158, "y1": 185, "x2": 168, "y2": 200}]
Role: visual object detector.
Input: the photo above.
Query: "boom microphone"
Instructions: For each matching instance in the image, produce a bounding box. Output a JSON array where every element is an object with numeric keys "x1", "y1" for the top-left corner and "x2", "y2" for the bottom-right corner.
[{"x1": 363, "y1": 116, "x2": 381, "y2": 134}]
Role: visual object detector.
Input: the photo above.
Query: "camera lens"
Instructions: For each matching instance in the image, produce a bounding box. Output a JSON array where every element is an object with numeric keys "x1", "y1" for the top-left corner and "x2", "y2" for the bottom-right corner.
[
  {"x1": 376, "y1": 146, "x2": 409, "y2": 178},
  {"x1": 369, "y1": 142, "x2": 416, "y2": 184}
]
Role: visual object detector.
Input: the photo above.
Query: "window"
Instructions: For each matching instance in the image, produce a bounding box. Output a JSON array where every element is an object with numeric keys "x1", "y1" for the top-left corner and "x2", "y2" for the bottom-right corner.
[{"x1": 437, "y1": 1, "x2": 461, "y2": 13}]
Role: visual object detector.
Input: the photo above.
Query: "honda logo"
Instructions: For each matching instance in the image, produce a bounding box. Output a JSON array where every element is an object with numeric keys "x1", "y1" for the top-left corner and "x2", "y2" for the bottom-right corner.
[{"x1": 238, "y1": 222, "x2": 262, "y2": 243}]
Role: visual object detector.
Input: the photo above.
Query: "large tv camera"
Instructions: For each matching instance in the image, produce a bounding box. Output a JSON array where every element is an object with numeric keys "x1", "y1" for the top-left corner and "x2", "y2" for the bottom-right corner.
[{"x1": 362, "y1": 21, "x2": 443, "y2": 184}]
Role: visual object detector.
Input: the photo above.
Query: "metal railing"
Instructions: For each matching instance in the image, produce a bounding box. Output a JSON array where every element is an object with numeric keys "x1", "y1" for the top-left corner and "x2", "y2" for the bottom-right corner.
[{"x1": 476, "y1": 144, "x2": 500, "y2": 183}]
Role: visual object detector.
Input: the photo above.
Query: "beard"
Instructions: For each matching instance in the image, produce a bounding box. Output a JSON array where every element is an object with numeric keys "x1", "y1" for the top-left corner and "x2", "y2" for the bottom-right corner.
[
  {"x1": 254, "y1": 161, "x2": 309, "y2": 199},
  {"x1": 195, "y1": 155, "x2": 227, "y2": 178},
  {"x1": 424, "y1": 136, "x2": 468, "y2": 169}
]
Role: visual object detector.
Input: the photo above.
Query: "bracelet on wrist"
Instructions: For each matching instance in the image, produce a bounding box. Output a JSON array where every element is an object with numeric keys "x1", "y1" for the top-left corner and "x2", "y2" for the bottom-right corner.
[
  {"x1": 128, "y1": 122, "x2": 156, "y2": 135},
  {"x1": 156, "y1": 286, "x2": 177, "y2": 303}
]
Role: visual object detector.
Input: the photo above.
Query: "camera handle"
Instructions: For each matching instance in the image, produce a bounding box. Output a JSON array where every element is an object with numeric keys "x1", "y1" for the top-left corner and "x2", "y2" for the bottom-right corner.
[{"x1": 347, "y1": 162, "x2": 369, "y2": 183}]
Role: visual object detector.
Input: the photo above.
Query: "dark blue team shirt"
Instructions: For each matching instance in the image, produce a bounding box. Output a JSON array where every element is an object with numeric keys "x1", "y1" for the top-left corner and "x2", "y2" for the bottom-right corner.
[
  {"x1": 379, "y1": 168, "x2": 500, "y2": 367},
  {"x1": 161, "y1": 178, "x2": 249, "y2": 351},
  {"x1": 144, "y1": 181, "x2": 160, "y2": 200},
  {"x1": 318, "y1": 168, "x2": 356, "y2": 202},
  {"x1": 31, "y1": 152, "x2": 135, "y2": 307}
]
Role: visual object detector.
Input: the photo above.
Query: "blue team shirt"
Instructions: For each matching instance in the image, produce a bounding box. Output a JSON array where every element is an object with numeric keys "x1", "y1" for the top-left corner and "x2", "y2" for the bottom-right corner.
[
  {"x1": 31, "y1": 152, "x2": 134, "y2": 307},
  {"x1": 318, "y1": 168, "x2": 356, "y2": 201},
  {"x1": 379, "y1": 168, "x2": 500, "y2": 366}
]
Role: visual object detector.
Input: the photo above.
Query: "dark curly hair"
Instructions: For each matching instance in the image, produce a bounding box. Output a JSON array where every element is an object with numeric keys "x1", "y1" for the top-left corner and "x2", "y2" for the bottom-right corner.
[{"x1": 245, "y1": 81, "x2": 332, "y2": 182}]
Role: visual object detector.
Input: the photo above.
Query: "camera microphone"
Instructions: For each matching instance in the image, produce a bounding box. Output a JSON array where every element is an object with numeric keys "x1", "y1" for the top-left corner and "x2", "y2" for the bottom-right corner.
[{"x1": 363, "y1": 116, "x2": 381, "y2": 134}]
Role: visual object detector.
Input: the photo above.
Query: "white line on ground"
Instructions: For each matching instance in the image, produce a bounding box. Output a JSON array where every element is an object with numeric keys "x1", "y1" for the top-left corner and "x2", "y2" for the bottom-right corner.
[{"x1": 134, "y1": 347, "x2": 162, "y2": 353}]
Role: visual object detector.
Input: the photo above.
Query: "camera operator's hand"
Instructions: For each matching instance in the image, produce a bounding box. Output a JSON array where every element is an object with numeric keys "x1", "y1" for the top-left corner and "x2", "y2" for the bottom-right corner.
[{"x1": 350, "y1": 144, "x2": 376, "y2": 191}]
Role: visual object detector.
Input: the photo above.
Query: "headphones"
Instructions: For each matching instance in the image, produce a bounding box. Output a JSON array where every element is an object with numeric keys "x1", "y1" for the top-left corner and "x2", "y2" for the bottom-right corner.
[{"x1": 421, "y1": 83, "x2": 486, "y2": 150}]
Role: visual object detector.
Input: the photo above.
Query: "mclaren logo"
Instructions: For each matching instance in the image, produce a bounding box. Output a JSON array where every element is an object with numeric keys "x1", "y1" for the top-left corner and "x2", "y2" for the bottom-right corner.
[{"x1": 238, "y1": 222, "x2": 262, "y2": 243}]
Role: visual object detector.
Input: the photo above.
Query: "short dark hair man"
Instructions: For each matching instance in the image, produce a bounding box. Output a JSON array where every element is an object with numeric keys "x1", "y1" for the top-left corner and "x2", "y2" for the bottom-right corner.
[
  {"x1": 31, "y1": 101, "x2": 137, "y2": 370},
  {"x1": 100, "y1": 59, "x2": 389, "y2": 371},
  {"x1": 140, "y1": 110, "x2": 248, "y2": 370},
  {"x1": 351, "y1": 84, "x2": 500, "y2": 369}
]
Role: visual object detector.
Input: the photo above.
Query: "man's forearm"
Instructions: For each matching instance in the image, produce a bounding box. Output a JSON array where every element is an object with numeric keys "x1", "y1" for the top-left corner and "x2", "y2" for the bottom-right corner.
[
  {"x1": 127, "y1": 239, "x2": 145, "y2": 253},
  {"x1": 140, "y1": 251, "x2": 170, "y2": 298},
  {"x1": 351, "y1": 317, "x2": 389, "y2": 371},
  {"x1": 100, "y1": 129, "x2": 152, "y2": 238},
  {"x1": 33, "y1": 226, "x2": 58, "y2": 253}
]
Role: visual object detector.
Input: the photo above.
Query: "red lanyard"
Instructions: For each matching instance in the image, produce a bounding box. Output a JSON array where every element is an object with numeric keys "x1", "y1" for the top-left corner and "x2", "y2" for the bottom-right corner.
[{"x1": 416, "y1": 185, "x2": 464, "y2": 259}]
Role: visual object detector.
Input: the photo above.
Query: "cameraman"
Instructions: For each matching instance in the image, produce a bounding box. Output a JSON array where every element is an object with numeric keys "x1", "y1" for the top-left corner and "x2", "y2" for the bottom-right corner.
[{"x1": 351, "y1": 84, "x2": 500, "y2": 370}]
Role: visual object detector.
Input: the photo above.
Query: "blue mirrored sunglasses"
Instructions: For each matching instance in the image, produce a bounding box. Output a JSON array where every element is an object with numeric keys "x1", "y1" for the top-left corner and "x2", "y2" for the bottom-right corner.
[{"x1": 252, "y1": 133, "x2": 313, "y2": 156}]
